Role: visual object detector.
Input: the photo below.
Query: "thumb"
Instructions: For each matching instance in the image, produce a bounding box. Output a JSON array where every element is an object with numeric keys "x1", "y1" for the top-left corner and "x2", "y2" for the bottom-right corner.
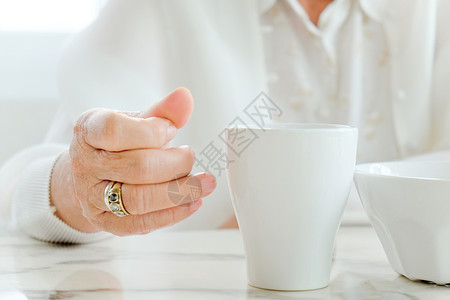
[{"x1": 142, "y1": 87, "x2": 194, "y2": 129}]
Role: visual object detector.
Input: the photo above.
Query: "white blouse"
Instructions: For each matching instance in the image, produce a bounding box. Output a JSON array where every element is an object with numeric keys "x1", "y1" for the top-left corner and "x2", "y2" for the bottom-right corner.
[
  {"x1": 2, "y1": 0, "x2": 450, "y2": 243},
  {"x1": 262, "y1": 0, "x2": 399, "y2": 163}
]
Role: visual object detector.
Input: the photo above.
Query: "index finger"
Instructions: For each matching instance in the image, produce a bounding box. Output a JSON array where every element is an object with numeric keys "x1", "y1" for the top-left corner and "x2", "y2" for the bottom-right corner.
[{"x1": 75, "y1": 109, "x2": 177, "y2": 151}]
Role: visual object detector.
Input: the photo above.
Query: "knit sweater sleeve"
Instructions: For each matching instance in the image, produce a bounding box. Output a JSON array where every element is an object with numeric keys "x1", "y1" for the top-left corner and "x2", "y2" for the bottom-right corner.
[{"x1": 1, "y1": 144, "x2": 110, "y2": 243}]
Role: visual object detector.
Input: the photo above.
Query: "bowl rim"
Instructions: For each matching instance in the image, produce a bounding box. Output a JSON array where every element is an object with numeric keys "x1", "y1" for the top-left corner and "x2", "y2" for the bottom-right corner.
[{"x1": 355, "y1": 160, "x2": 450, "y2": 182}]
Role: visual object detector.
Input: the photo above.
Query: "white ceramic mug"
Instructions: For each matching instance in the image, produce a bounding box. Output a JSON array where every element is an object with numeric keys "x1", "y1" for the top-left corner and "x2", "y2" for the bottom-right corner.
[{"x1": 226, "y1": 124, "x2": 358, "y2": 291}]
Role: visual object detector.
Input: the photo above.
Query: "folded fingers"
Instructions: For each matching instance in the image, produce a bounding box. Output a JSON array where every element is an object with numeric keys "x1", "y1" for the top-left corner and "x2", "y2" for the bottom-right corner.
[
  {"x1": 96, "y1": 199, "x2": 203, "y2": 236},
  {"x1": 75, "y1": 109, "x2": 177, "y2": 151},
  {"x1": 75, "y1": 145, "x2": 195, "y2": 184}
]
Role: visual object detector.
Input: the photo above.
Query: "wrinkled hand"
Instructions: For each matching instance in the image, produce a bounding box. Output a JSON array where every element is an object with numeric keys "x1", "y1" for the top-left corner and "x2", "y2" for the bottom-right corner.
[{"x1": 50, "y1": 88, "x2": 216, "y2": 236}]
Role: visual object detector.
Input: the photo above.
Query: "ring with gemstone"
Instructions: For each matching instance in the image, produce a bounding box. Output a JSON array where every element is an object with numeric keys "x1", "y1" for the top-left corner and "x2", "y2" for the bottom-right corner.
[{"x1": 104, "y1": 181, "x2": 130, "y2": 217}]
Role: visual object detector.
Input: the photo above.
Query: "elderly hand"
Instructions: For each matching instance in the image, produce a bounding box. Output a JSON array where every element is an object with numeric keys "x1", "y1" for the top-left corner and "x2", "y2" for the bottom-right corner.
[{"x1": 50, "y1": 88, "x2": 216, "y2": 236}]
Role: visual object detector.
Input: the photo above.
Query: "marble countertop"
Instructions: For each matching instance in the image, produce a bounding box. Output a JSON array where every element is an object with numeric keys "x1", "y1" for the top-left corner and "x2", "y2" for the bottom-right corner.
[{"x1": 0, "y1": 226, "x2": 448, "y2": 299}]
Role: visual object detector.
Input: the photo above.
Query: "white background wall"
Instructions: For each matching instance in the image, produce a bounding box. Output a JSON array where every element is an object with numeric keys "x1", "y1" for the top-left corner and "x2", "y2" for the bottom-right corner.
[
  {"x1": 0, "y1": 32, "x2": 65, "y2": 165},
  {"x1": 0, "y1": 0, "x2": 103, "y2": 166}
]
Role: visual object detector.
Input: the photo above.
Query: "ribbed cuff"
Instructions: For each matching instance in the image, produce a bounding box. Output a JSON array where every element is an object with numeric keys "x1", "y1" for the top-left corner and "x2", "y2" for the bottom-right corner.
[{"x1": 13, "y1": 154, "x2": 110, "y2": 244}]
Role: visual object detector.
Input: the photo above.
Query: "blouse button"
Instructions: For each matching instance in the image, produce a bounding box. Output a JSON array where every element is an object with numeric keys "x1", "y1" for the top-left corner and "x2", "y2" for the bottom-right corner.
[
  {"x1": 316, "y1": 106, "x2": 331, "y2": 119},
  {"x1": 364, "y1": 127, "x2": 376, "y2": 141},
  {"x1": 261, "y1": 25, "x2": 274, "y2": 34},
  {"x1": 266, "y1": 72, "x2": 279, "y2": 84},
  {"x1": 396, "y1": 89, "x2": 406, "y2": 101},
  {"x1": 289, "y1": 100, "x2": 304, "y2": 111},
  {"x1": 327, "y1": 56, "x2": 336, "y2": 68},
  {"x1": 368, "y1": 111, "x2": 383, "y2": 124}
]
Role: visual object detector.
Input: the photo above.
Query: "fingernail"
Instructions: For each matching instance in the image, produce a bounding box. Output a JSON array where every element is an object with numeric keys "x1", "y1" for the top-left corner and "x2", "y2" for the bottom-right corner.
[
  {"x1": 190, "y1": 199, "x2": 203, "y2": 212},
  {"x1": 167, "y1": 125, "x2": 177, "y2": 140},
  {"x1": 179, "y1": 145, "x2": 195, "y2": 157},
  {"x1": 198, "y1": 173, "x2": 216, "y2": 197}
]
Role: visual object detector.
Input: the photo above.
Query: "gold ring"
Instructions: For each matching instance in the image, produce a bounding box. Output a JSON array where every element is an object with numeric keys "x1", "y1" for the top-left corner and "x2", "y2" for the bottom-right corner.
[{"x1": 104, "y1": 182, "x2": 130, "y2": 217}]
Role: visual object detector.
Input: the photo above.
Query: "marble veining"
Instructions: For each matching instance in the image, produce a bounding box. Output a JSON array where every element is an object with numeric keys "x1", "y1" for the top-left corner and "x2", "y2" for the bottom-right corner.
[{"x1": 0, "y1": 227, "x2": 448, "y2": 299}]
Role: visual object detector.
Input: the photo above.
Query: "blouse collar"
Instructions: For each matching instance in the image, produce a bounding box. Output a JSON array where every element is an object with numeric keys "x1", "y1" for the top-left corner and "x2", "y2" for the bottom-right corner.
[{"x1": 258, "y1": 0, "x2": 385, "y2": 22}]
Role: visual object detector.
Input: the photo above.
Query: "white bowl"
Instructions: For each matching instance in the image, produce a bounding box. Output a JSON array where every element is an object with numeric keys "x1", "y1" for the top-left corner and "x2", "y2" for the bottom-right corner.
[{"x1": 354, "y1": 161, "x2": 450, "y2": 285}]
